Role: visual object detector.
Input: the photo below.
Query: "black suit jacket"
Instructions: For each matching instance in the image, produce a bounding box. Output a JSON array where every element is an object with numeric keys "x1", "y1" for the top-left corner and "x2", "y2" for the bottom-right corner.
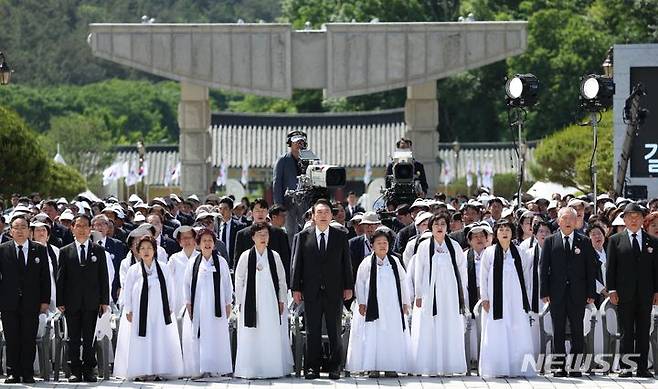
[
  {"x1": 233, "y1": 225, "x2": 291, "y2": 282},
  {"x1": 606, "y1": 230, "x2": 658, "y2": 305},
  {"x1": 56, "y1": 241, "x2": 110, "y2": 311},
  {"x1": 393, "y1": 223, "x2": 417, "y2": 254},
  {"x1": 349, "y1": 235, "x2": 369, "y2": 279},
  {"x1": 344, "y1": 204, "x2": 365, "y2": 223},
  {"x1": 540, "y1": 231, "x2": 597, "y2": 306},
  {"x1": 160, "y1": 235, "x2": 181, "y2": 258},
  {"x1": 291, "y1": 226, "x2": 354, "y2": 302},
  {"x1": 100, "y1": 236, "x2": 127, "y2": 302},
  {"x1": 0, "y1": 240, "x2": 51, "y2": 312},
  {"x1": 219, "y1": 218, "x2": 244, "y2": 265}
]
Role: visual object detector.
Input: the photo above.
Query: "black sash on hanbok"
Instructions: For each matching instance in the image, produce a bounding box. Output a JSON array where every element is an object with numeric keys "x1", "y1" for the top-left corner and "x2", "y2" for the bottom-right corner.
[
  {"x1": 46, "y1": 244, "x2": 58, "y2": 270},
  {"x1": 138, "y1": 259, "x2": 172, "y2": 337},
  {"x1": 365, "y1": 254, "x2": 406, "y2": 330},
  {"x1": 466, "y1": 249, "x2": 479, "y2": 315},
  {"x1": 531, "y1": 244, "x2": 540, "y2": 313},
  {"x1": 190, "y1": 252, "x2": 223, "y2": 323},
  {"x1": 492, "y1": 243, "x2": 530, "y2": 320},
  {"x1": 244, "y1": 247, "x2": 280, "y2": 328},
  {"x1": 428, "y1": 238, "x2": 465, "y2": 316}
]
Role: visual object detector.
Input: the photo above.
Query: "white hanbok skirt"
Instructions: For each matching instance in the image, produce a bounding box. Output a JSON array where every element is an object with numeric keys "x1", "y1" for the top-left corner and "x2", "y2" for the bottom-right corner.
[
  {"x1": 234, "y1": 265, "x2": 293, "y2": 378},
  {"x1": 479, "y1": 264, "x2": 535, "y2": 378},
  {"x1": 181, "y1": 275, "x2": 233, "y2": 377},
  {"x1": 113, "y1": 283, "x2": 183, "y2": 379},
  {"x1": 411, "y1": 255, "x2": 467, "y2": 375},
  {"x1": 346, "y1": 268, "x2": 411, "y2": 373}
]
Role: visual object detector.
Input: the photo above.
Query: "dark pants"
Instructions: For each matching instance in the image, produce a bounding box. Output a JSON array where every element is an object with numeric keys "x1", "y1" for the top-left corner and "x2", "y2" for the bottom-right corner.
[
  {"x1": 1, "y1": 310, "x2": 38, "y2": 379},
  {"x1": 304, "y1": 292, "x2": 343, "y2": 372},
  {"x1": 66, "y1": 309, "x2": 98, "y2": 375},
  {"x1": 551, "y1": 292, "x2": 585, "y2": 370},
  {"x1": 618, "y1": 296, "x2": 652, "y2": 372}
]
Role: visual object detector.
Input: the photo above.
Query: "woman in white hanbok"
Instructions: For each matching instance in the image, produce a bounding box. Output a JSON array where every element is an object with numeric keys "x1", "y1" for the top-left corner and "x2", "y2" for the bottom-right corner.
[
  {"x1": 401, "y1": 212, "x2": 432, "y2": 304},
  {"x1": 166, "y1": 226, "x2": 199, "y2": 317},
  {"x1": 182, "y1": 228, "x2": 233, "y2": 378},
  {"x1": 411, "y1": 213, "x2": 468, "y2": 376},
  {"x1": 234, "y1": 223, "x2": 292, "y2": 379},
  {"x1": 114, "y1": 236, "x2": 183, "y2": 380},
  {"x1": 479, "y1": 220, "x2": 535, "y2": 378},
  {"x1": 30, "y1": 221, "x2": 58, "y2": 311},
  {"x1": 347, "y1": 229, "x2": 411, "y2": 377}
]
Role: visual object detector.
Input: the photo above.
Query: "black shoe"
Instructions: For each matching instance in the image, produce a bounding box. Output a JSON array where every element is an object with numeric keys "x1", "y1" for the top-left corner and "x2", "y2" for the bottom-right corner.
[
  {"x1": 368, "y1": 371, "x2": 380, "y2": 378},
  {"x1": 69, "y1": 374, "x2": 83, "y2": 383},
  {"x1": 84, "y1": 373, "x2": 98, "y2": 383},
  {"x1": 384, "y1": 371, "x2": 399, "y2": 378},
  {"x1": 305, "y1": 370, "x2": 318, "y2": 380},
  {"x1": 619, "y1": 371, "x2": 633, "y2": 378},
  {"x1": 329, "y1": 370, "x2": 341, "y2": 380},
  {"x1": 637, "y1": 370, "x2": 654, "y2": 378},
  {"x1": 553, "y1": 370, "x2": 567, "y2": 377},
  {"x1": 4, "y1": 376, "x2": 21, "y2": 384},
  {"x1": 568, "y1": 371, "x2": 582, "y2": 378},
  {"x1": 22, "y1": 376, "x2": 35, "y2": 384}
]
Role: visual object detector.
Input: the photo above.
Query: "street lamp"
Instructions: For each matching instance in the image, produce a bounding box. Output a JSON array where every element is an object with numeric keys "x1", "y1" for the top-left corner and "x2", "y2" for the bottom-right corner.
[
  {"x1": 452, "y1": 140, "x2": 461, "y2": 181},
  {"x1": 0, "y1": 52, "x2": 13, "y2": 85},
  {"x1": 602, "y1": 46, "x2": 613, "y2": 78}
]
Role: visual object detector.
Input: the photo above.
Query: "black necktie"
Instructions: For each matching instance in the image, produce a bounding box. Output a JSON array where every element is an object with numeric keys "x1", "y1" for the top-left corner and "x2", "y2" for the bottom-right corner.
[
  {"x1": 532, "y1": 245, "x2": 539, "y2": 313},
  {"x1": 632, "y1": 233, "x2": 641, "y2": 257},
  {"x1": 564, "y1": 236, "x2": 571, "y2": 254},
  {"x1": 98, "y1": 240, "x2": 104, "y2": 248},
  {"x1": 17, "y1": 245, "x2": 26, "y2": 269},
  {"x1": 80, "y1": 244, "x2": 87, "y2": 265},
  {"x1": 319, "y1": 232, "x2": 326, "y2": 256},
  {"x1": 221, "y1": 223, "x2": 228, "y2": 244}
]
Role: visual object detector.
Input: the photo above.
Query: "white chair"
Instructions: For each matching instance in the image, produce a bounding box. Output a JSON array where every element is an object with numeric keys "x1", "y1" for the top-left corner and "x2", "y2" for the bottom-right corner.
[
  {"x1": 472, "y1": 300, "x2": 484, "y2": 375},
  {"x1": 600, "y1": 297, "x2": 621, "y2": 374}
]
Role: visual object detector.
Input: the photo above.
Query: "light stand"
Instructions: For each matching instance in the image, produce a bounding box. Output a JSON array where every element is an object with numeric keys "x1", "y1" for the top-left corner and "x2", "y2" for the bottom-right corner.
[
  {"x1": 579, "y1": 74, "x2": 615, "y2": 214},
  {"x1": 505, "y1": 73, "x2": 539, "y2": 209}
]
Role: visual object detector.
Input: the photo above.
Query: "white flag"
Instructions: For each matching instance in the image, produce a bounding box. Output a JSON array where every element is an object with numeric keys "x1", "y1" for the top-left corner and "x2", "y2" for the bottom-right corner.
[
  {"x1": 171, "y1": 162, "x2": 181, "y2": 186},
  {"x1": 363, "y1": 158, "x2": 372, "y2": 185},
  {"x1": 466, "y1": 159, "x2": 473, "y2": 188},
  {"x1": 240, "y1": 160, "x2": 249, "y2": 186},
  {"x1": 138, "y1": 160, "x2": 149, "y2": 182},
  {"x1": 442, "y1": 161, "x2": 452, "y2": 186},
  {"x1": 125, "y1": 158, "x2": 139, "y2": 186},
  {"x1": 476, "y1": 160, "x2": 482, "y2": 188},
  {"x1": 216, "y1": 160, "x2": 228, "y2": 187},
  {"x1": 102, "y1": 163, "x2": 119, "y2": 186}
]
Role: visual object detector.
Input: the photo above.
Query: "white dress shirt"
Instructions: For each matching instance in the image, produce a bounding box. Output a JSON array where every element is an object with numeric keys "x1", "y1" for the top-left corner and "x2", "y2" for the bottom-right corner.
[{"x1": 315, "y1": 226, "x2": 329, "y2": 248}]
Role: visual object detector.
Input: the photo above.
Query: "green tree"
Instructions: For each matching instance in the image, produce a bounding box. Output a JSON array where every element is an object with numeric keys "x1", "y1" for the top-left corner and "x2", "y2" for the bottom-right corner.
[
  {"x1": 41, "y1": 113, "x2": 114, "y2": 179},
  {"x1": 43, "y1": 160, "x2": 87, "y2": 199},
  {"x1": 530, "y1": 110, "x2": 613, "y2": 192},
  {"x1": 0, "y1": 107, "x2": 49, "y2": 197}
]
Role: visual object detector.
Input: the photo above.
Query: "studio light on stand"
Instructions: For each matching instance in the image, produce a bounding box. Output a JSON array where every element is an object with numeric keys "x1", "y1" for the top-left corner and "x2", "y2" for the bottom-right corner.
[
  {"x1": 579, "y1": 73, "x2": 615, "y2": 214},
  {"x1": 0, "y1": 52, "x2": 13, "y2": 85},
  {"x1": 505, "y1": 73, "x2": 539, "y2": 209}
]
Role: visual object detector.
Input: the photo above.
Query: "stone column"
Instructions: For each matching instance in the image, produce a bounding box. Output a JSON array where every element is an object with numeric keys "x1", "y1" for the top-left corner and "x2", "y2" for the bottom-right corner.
[
  {"x1": 404, "y1": 80, "x2": 439, "y2": 194},
  {"x1": 178, "y1": 81, "x2": 211, "y2": 197}
]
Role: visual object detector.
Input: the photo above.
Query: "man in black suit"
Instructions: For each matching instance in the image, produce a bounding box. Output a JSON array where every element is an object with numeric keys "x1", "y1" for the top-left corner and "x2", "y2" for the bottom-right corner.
[
  {"x1": 348, "y1": 211, "x2": 380, "y2": 278},
  {"x1": 0, "y1": 215, "x2": 51, "y2": 383},
  {"x1": 56, "y1": 214, "x2": 109, "y2": 383},
  {"x1": 217, "y1": 196, "x2": 244, "y2": 267},
  {"x1": 234, "y1": 198, "x2": 291, "y2": 281},
  {"x1": 393, "y1": 199, "x2": 429, "y2": 254},
  {"x1": 146, "y1": 213, "x2": 180, "y2": 258},
  {"x1": 540, "y1": 207, "x2": 597, "y2": 377},
  {"x1": 292, "y1": 199, "x2": 354, "y2": 380},
  {"x1": 344, "y1": 191, "x2": 365, "y2": 222},
  {"x1": 607, "y1": 203, "x2": 658, "y2": 378},
  {"x1": 91, "y1": 214, "x2": 127, "y2": 303}
]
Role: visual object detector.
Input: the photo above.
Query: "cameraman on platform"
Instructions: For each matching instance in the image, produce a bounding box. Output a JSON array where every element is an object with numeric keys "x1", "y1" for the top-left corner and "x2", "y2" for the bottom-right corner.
[
  {"x1": 273, "y1": 130, "x2": 306, "y2": 243},
  {"x1": 385, "y1": 137, "x2": 429, "y2": 195}
]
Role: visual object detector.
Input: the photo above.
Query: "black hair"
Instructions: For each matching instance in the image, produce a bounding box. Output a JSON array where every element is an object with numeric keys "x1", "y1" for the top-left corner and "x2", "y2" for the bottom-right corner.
[
  {"x1": 427, "y1": 213, "x2": 451, "y2": 234},
  {"x1": 72, "y1": 214, "x2": 91, "y2": 226},
  {"x1": 269, "y1": 204, "x2": 287, "y2": 216},
  {"x1": 250, "y1": 222, "x2": 270, "y2": 237},
  {"x1": 251, "y1": 198, "x2": 269, "y2": 211},
  {"x1": 370, "y1": 228, "x2": 392, "y2": 246},
  {"x1": 313, "y1": 199, "x2": 332, "y2": 213},
  {"x1": 219, "y1": 196, "x2": 234, "y2": 209},
  {"x1": 493, "y1": 219, "x2": 516, "y2": 242},
  {"x1": 532, "y1": 220, "x2": 552, "y2": 235}
]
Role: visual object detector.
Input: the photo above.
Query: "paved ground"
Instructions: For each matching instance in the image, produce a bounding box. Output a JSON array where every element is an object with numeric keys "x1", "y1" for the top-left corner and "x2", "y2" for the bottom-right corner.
[{"x1": 15, "y1": 374, "x2": 658, "y2": 389}]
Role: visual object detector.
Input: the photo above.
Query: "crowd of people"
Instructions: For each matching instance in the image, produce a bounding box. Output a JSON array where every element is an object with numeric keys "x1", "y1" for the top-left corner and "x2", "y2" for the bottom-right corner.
[{"x1": 1, "y1": 185, "x2": 658, "y2": 383}]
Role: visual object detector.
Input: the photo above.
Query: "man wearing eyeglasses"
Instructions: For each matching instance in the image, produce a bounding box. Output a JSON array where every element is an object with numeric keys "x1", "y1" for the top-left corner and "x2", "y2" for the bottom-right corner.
[{"x1": 0, "y1": 214, "x2": 51, "y2": 383}]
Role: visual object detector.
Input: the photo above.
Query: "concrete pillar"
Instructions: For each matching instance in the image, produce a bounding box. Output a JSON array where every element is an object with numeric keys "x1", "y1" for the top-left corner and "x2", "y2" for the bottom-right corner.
[
  {"x1": 178, "y1": 81, "x2": 211, "y2": 197},
  {"x1": 404, "y1": 80, "x2": 439, "y2": 195}
]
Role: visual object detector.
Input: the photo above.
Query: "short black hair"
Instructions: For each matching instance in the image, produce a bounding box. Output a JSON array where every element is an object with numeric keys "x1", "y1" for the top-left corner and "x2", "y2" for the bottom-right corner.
[
  {"x1": 533, "y1": 220, "x2": 552, "y2": 235},
  {"x1": 493, "y1": 219, "x2": 516, "y2": 241},
  {"x1": 219, "y1": 196, "x2": 234, "y2": 209},
  {"x1": 251, "y1": 198, "x2": 269, "y2": 211},
  {"x1": 348, "y1": 191, "x2": 357, "y2": 197},
  {"x1": 370, "y1": 228, "x2": 393, "y2": 246},
  {"x1": 250, "y1": 222, "x2": 270, "y2": 237},
  {"x1": 269, "y1": 204, "x2": 287, "y2": 216},
  {"x1": 73, "y1": 214, "x2": 91, "y2": 226},
  {"x1": 427, "y1": 213, "x2": 451, "y2": 234},
  {"x1": 313, "y1": 199, "x2": 332, "y2": 213}
]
